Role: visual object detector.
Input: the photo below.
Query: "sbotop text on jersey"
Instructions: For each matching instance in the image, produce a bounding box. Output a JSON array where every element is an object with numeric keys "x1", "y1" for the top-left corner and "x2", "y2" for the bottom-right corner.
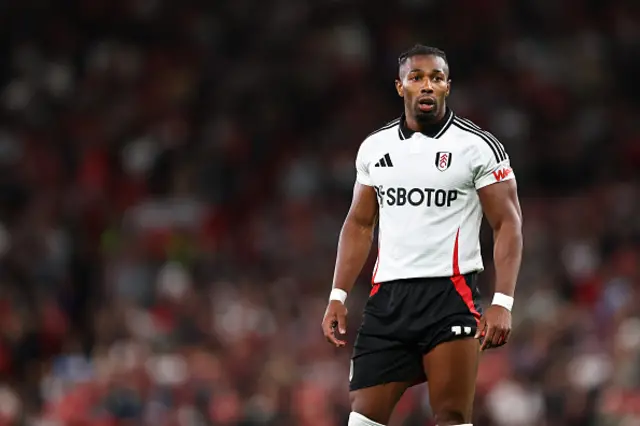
[{"x1": 374, "y1": 185, "x2": 458, "y2": 208}]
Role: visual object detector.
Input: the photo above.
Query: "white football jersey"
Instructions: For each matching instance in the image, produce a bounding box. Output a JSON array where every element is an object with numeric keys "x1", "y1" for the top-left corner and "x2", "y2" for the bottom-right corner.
[{"x1": 356, "y1": 109, "x2": 515, "y2": 283}]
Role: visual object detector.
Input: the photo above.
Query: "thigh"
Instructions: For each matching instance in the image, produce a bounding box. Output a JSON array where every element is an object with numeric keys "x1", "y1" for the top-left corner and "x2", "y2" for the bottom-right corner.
[
  {"x1": 415, "y1": 273, "x2": 481, "y2": 354},
  {"x1": 350, "y1": 382, "x2": 410, "y2": 425},
  {"x1": 349, "y1": 341, "x2": 421, "y2": 424},
  {"x1": 423, "y1": 338, "x2": 479, "y2": 425},
  {"x1": 350, "y1": 285, "x2": 426, "y2": 424},
  {"x1": 350, "y1": 336, "x2": 426, "y2": 392},
  {"x1": 351, "y1": 282, "x2": 427, "y2": 392}
]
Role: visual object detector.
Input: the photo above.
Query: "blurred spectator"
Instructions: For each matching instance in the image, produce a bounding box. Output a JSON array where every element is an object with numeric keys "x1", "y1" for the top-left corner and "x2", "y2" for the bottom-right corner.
[{"x1": 0, "y1": 0, "x2": 638, "y2": 425}]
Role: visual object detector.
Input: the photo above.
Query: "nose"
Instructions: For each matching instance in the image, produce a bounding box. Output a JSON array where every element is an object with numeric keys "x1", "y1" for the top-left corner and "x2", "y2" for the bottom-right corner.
[{"x1": 420, "y1": 79, "x2": 434, "y2": 94}]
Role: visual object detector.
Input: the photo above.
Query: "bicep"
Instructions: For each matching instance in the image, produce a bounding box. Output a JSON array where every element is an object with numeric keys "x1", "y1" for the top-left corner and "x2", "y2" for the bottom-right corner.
[
  {"x1": 346, "y1": 183, "x2": 379, "y2": 228},
  {"x1": 477, "y1": 180, "x2": 522, "y2": 230}
]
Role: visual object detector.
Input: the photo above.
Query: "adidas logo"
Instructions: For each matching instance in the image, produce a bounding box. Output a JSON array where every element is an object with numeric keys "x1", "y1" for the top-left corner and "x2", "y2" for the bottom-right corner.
[{"x1": 374, "y1": 153, "x2": 394, "y2": 167}]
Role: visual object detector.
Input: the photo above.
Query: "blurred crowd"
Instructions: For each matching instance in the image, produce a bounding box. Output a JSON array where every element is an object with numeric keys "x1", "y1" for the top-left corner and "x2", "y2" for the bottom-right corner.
[{"x1": 0, "y1": 0, "x2": 639, "y2": 425}]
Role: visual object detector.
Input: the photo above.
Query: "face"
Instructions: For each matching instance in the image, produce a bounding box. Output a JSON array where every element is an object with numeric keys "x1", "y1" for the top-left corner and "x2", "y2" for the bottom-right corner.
[{"x1": 395, "y1": 54, "x2": 450, "y2": 122}]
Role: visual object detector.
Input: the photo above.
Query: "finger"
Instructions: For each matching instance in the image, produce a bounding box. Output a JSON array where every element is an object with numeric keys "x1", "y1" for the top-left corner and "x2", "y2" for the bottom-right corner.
[
  {"x1": 481, "y1": 325, "x2": 497, "y2": 351},
  {"x1": 324, "y1": 319, "x2": 347, "y2": 348},
  {"x1": 337, "y1": 312, "x2": 347, "y2": 335},
  {"x1": 490, "y1": 327, "x2": 505, "y2": 348},
  {"x1": 329, "y1": 331, "x2": 346, "y2": 347},
  {"x1": 474, "y1": 318, "x2": 486, "y2": 339},
  {"x1": 326, "y1": 329, "x2": 344, "y2": 347},
  {"x1": 321, "y1": 314, "x2": 335, "y2": 335},
  {"x1": 496, "y1": 328, "x2": 511, "y2": 347},
  {"x1": 504, "y1": 328, "x2": 512, "y2": 343},
  {"x1": 330, "y1": 320, "x2": 347, "y2": 347},
  {"x1": 322, "y1": 316, "x2": 339, "y2": 345}
]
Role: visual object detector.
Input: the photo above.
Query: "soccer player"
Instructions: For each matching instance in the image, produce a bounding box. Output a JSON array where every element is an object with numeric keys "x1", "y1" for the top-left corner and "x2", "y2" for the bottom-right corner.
[{"x1": 321, "y1": 45, "x2": 523, "y2": 426}]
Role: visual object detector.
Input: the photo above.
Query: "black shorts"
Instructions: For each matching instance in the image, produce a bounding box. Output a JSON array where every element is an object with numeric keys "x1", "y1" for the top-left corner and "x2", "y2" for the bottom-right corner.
[{"x1": 349, "y1": 273, "x2": 482, "y2": 391}]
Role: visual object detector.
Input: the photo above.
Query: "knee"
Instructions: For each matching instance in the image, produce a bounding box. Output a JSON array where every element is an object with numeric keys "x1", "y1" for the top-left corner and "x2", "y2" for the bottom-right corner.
[
  {"x1": 349, "y1": 392, "x2": 376, "y2": 421},
  {"x1": 432, "y1": 406, "x2": 469, "y2": 425},
  {"x1": 349, "y1": 392, "x2": 388, "y2": 425}
]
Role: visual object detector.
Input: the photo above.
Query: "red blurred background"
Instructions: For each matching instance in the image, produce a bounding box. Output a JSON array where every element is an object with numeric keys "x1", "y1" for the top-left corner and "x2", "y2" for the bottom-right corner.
[{"x1": 0, "y1": 1, "x2": 638, "y2": 425}]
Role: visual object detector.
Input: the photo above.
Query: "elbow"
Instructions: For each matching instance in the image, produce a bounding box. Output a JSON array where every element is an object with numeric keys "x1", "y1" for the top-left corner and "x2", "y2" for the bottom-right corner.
[
  {"x1": 344, "y1": 214, "x2": 376, "y2": 238},
  {"x1": 509, "y1": 214, "x2": 523, "y2": 235},
  {"x1": 514, "y1": 223, "x2": 524, "y2": 250}
]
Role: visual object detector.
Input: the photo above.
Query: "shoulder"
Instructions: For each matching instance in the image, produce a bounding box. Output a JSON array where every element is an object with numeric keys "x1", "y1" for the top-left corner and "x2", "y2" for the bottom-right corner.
[
  {"x1": 450, "y1": 114, "x2": 508, "y2": 163},
  {"x1": 358, "y1": 117, "x2": 400, "y2": 157}
]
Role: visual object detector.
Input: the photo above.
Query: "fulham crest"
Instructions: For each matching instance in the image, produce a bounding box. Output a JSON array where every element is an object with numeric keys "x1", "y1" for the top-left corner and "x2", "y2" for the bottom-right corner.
[{"x1": 435, "y1": 151, "x2": 452, "y2": 171}]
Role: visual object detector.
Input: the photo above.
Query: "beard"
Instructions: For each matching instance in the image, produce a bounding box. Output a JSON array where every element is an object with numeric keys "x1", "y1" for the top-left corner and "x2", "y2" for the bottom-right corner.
[{"x1": 414, "y1": 103, "x2": 440, "y2": 123}]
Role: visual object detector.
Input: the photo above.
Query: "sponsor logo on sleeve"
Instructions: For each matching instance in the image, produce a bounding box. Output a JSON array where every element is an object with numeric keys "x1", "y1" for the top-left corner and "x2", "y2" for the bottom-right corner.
[{"x1": 492, "y1": 166, "x2": 513, "y2": 182}]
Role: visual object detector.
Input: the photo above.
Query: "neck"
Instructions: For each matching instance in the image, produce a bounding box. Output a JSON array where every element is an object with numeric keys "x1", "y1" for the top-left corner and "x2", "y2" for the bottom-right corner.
[
  {"x1": 405, "y1": 106, "x2": 447, "y2": 132},
  {"x1": 398, "y1": 106, "x2": 452, "y2": 140}
]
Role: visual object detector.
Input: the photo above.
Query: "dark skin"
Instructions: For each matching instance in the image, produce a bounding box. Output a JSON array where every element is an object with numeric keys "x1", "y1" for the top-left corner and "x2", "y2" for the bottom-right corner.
[
  {"x1": 394, "y1": 53, "x2": 451, "y2": 128},
  {"x1": 322, "y1": 181, "x2": 377, "y2": 348},
  {"x1": 321, "y1": 54, "x2": 523, "y2": 425}
]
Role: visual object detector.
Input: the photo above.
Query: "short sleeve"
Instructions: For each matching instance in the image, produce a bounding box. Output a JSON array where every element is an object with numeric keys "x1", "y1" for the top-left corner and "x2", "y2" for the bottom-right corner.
[
  {"x1": 473, "y1": 137, "x2": 516, "y2": 190},
  {"x1": 355, "y1": 143, "x2": 373, "y2": 186}
]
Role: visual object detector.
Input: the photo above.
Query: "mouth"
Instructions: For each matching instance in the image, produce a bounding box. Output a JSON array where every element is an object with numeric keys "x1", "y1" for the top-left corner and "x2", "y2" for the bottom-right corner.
[{"x1": 418, "y1": 97, "x2": 436, "y2": 112}]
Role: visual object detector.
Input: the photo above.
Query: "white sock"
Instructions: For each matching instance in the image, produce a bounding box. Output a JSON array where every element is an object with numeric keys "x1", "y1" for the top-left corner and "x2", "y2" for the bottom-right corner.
[{"x1": 348, "y1": 412, "x2": 385, "y2": 426}]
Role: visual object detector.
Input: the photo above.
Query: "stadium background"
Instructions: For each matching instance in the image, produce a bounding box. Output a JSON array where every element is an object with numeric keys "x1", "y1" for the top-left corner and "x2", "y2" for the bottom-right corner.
[{"x1": 0, "y1": 0, "x2": 638, "y2": 425}]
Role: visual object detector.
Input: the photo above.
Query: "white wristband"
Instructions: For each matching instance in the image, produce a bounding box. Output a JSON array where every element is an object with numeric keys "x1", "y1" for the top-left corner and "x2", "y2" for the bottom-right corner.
[
  {"x1": 329, "y1": 288, "x2": 348, "y2": 304},
  {"x1": 491, "y1": 293, "x2": 514, "y2": 311}
]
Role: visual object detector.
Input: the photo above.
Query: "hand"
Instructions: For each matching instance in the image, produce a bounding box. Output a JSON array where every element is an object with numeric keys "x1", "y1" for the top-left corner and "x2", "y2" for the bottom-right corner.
[
  {"x1": 475, "y1": 305, "x2": 512, "y2": 351},
  {"x1": 322, "y1": 300, "x2": 348, "y2": 348}
]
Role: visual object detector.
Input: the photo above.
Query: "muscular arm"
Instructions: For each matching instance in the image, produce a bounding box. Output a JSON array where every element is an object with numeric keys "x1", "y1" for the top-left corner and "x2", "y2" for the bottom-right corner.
[
  {"x1": 322, "y1": 183, "x2": 378, "y2": 346},
  {"x1": 474, "y1": 179, "x2": 522, "y2": 350},
  {"x1": 332, "y1": 183, "x2": 379, "y2": 293},
  {"x1": 478, "y1": 179, "x2": 523, "y2": 298}
]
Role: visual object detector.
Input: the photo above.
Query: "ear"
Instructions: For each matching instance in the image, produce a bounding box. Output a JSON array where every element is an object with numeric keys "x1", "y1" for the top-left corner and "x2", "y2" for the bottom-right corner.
[
  {"x1": 395, "y1": 78, "x2": 404, "y2": 98},
  {"x1": 445, "y1": 79, "x2": 451, "y2": 97}
]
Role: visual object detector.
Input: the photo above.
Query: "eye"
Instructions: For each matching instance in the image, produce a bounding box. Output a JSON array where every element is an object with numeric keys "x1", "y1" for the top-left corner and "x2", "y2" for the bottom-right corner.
[
  {"x1": 434, "y1": 76, "x2": 444, "y2": 82},
  {"x1": 411, "y1": 75, "x2": 422, "y2": 82}
]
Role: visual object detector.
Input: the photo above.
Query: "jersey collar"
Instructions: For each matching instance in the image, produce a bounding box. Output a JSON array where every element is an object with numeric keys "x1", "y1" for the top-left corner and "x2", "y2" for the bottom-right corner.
[{"x1": 398, "y1": 107, "x2": 455, "y2": 140}]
